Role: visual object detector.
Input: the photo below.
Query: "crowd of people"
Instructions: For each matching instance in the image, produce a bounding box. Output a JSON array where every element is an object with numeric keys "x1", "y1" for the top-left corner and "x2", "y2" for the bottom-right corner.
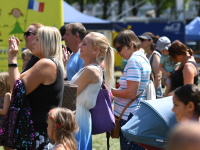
[{"x1": 0, "y1": 21, "x2": 199, "y2": 150}]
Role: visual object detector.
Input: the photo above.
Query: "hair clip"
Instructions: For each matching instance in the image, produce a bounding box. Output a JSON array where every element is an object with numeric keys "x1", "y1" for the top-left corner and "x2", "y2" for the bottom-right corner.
[{"x1": 56, "y1": 123, "x2": 61, "y2": 128}]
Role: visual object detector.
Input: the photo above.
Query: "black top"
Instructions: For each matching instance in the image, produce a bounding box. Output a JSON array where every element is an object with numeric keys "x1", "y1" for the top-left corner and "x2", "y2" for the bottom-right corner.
[
  {"x1": 26, "y1": 58, "x2": 64, "y2": 131},
  {"x1": 21, "y1": 55, "x2": 40, "y2": 73},
  {"x1": 170, "y1": 61, "x2": 199, "y2": 92}
]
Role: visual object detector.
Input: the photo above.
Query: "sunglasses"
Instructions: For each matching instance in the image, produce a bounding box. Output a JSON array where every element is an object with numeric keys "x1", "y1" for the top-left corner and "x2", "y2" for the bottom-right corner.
[
  {"x1": 115, "y1": 45, "x2": 124, "y2": 53},
  {"x1": 24, "y1": 31, "x2": 36, "y2": 37},
  {"x1": 139, "y1": 38, "x2": 151, "y2": 42}
]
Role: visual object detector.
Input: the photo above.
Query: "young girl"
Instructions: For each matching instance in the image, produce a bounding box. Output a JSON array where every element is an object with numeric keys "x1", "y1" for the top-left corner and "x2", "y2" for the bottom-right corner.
[
  {"x1": 0, "y1": 72, "x2": 12, "y2": 150},
  {"x1": 47, "y1": 107, "x2": 79, "y2": 150},
  {"x1": 0, "y1": 72, "x2": 11, "y2": 121},
  {"x1": 172, "y1": 84, "x2": 200, "y2": 122}
]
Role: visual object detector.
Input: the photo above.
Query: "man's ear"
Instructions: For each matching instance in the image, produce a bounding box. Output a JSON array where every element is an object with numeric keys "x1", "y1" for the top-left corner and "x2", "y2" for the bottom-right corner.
[
  {"x1": 187, "y1": 101, "x2": 195, "y2": 112},
  {"x1": 75, "y1": 33, "x2": 79, "y2": 39}
]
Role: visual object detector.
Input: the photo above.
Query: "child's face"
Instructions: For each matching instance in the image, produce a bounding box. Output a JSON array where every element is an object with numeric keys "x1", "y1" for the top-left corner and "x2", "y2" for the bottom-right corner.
[
  {"x1": 172, "y1": 95, "x2": 194, "y2": 122},
  {"x1": 160, "y1": 49, "x2": 169, "y2": 55},
  {"x1": 47, "y1": 116, "x2": 54, "y2": 139}
]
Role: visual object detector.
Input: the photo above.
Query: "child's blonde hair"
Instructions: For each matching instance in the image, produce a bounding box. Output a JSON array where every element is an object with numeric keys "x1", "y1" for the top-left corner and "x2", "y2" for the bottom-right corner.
[
  {"x1": 22, "y1": 49, "x2": 32, "y2": 61},
  {"x1": 0, "y1": 72, "x2": 11, "y2": 96},
  {"x1": 48, "y1": 107, "x2": 78, "y2": 150}
]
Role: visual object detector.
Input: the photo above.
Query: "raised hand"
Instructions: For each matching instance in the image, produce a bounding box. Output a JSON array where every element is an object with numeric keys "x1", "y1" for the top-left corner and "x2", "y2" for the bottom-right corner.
[
  {"x1": 8, "y1": 35, "x2": 20, "y2": 53},
  {"x1": 62, "y1": 45, "x2": 71, "y2": 66}
]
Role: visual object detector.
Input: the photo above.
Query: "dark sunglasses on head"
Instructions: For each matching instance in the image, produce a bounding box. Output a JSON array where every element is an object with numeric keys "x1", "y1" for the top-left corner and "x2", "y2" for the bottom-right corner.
[
  {"x1": 115, "y1": 45, "x2": 124, "y2": 53},
  {"x1": 24, "y1": 31, "x2": 36, "y2": 37}
]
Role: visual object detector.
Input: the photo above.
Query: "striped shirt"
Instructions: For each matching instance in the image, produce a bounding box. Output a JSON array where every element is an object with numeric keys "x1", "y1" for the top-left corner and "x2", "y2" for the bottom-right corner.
[{"x1": 114, "y1": 50, "x2": 151, "y2": 120}]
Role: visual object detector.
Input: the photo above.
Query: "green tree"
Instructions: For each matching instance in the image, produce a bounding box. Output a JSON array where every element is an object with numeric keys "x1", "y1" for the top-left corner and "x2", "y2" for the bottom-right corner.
[
  {"x1": 193, "y1": 0, "x2": 200, "y2": 16},
  {"x1": 149, "y1": 0, "x2": 190, "y2": 18}
]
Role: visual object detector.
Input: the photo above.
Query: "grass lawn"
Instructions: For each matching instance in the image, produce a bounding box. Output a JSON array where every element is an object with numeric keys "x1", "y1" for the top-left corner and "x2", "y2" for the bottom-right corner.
[{"x1": 92, "y1": 134, "x2": 120, "y2": 150}]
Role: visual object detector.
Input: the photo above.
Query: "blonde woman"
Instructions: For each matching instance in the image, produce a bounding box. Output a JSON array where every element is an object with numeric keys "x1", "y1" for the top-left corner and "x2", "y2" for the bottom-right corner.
[
  {"x1": 71, "y1": 32, "x2": 114, "y2": 150},
  {"x1": 8, "y1": 26, "x2": 65, "y2": 149}
]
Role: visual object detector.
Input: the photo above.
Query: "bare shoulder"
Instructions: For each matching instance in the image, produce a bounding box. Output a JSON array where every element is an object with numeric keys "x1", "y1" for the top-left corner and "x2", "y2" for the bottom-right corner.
[
  {"x1": 35, "y1": 58, "x2": 56, "y2": 68},
  {"x1": 29, "y1": 58, "x2": 57, "y2": 76},
  {"x1": 183, "y1": 61, "x2": 197, "y2": 75},
  {"x1": 184, "y1": 61, "x2": 196, "y2": 69},
  {"x1": 84, "y1": 65, "x2": 101, "y2": 77}
]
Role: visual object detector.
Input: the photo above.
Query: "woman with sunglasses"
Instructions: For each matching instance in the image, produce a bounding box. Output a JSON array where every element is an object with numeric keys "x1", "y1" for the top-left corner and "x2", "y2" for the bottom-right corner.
[
  {"x1": 112, "y1": 30, "x2": 151, "y2": 150},
  {"x1": 7, "y1": 26, "x2": 65, "y2": 149},
  {"x1": 138, "y1": 32, "x2": 163, "y2": 98},
  {"x1": 22, "y1": 23, "x2": 44, "y2": 73}
]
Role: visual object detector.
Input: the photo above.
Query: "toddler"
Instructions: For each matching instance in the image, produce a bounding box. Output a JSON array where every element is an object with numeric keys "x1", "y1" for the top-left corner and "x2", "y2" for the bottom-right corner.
[
  {"x1": 157, "y1": 36, "x2": 179, "y2": 96},
  {"x1": 21, "y1": 48, "x2": 32, "y2": 70}
]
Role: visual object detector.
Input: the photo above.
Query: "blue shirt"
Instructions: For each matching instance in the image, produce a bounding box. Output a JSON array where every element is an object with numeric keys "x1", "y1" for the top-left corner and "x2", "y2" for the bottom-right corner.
[
  {"x1": 66, "y1": 51, "x2": 84, "y2": 81},
  {"x1": 160, "y1": 55, "x2": 179, "y2": 72}
]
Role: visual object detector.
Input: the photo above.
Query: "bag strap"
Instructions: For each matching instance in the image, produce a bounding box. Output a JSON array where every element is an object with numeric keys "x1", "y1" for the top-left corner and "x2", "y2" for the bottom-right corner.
[
  {"x1": 116, "y1": 89, "x2": 145, "y2": 122},
  {"x1": 140, "y1": 54, "x2": 155, "y2": 82}
]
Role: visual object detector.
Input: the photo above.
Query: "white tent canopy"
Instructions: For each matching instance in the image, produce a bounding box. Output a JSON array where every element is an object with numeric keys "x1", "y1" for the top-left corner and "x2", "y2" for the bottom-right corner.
[{"x1": 63, "y1": 1, "x2": 111, "y2": 23}]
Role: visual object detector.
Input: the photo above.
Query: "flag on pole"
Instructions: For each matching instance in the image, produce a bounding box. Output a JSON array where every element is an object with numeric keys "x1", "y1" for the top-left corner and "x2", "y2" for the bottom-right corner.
[{"x1": 28, "y1": 0, "x2": 45, "y2": 12}]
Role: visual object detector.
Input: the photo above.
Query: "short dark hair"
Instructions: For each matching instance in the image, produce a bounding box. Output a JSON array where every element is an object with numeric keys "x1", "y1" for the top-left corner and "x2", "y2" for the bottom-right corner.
[
  {"x1": 113, "y1": 30, "x2": 141, "y2": 50},
  {"x1": 65, "y1": 23, "x2": 87, "y2": 40}
]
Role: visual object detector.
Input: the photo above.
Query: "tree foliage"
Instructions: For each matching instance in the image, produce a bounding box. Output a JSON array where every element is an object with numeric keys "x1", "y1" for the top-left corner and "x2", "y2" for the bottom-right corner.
[{"x1": 64, "y1": 0, "x2": 192, "y2": 19}]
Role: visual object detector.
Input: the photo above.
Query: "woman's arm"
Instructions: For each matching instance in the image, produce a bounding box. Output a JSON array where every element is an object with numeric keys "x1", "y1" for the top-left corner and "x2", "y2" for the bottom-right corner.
[
  {"x1": 0, "y1": 93, "x2": 11, "y2": 115},
  {"x1": 73, "y1": 66, "x2": 101, "y2": 95},
  {"x1": 21, "y1": 58, "x2": 57, "y2": 95},
  {"x1": 111, "y1": 80, "x2": 139, "y2": 99},
  {"x1": 183, "y1": 62, "x2": 197, "y2": 85},
  {"x1": 152, "y1": 54, "x2": 162, "y2": 89},
  {"x1": 8, "y1": 36, "x2": 20, "y2": 90}
]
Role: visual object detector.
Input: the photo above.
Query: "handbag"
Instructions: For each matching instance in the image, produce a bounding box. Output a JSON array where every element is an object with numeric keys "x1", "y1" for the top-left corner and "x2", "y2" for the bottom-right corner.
[
  {"x1": 146, "y1": 80, "x2": 156, "y2": 100},
  {"x1": 111, "y1": 90, "x2": 145, "y2": 138},
  {"x1": 0, "y1": 79, "x2": 35, "y2": 149},
  {"x1": 90, "y1": 82, "x2": 115, "y2": 135},
  {"x1": 61, "y1": 81, "x2": 77, "y2": 111}
]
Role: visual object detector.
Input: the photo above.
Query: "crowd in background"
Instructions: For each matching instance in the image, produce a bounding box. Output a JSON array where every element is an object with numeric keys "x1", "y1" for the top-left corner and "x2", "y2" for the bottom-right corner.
[{"x1": 0, "y1": 21, "x2": 199, "y2": 150}]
